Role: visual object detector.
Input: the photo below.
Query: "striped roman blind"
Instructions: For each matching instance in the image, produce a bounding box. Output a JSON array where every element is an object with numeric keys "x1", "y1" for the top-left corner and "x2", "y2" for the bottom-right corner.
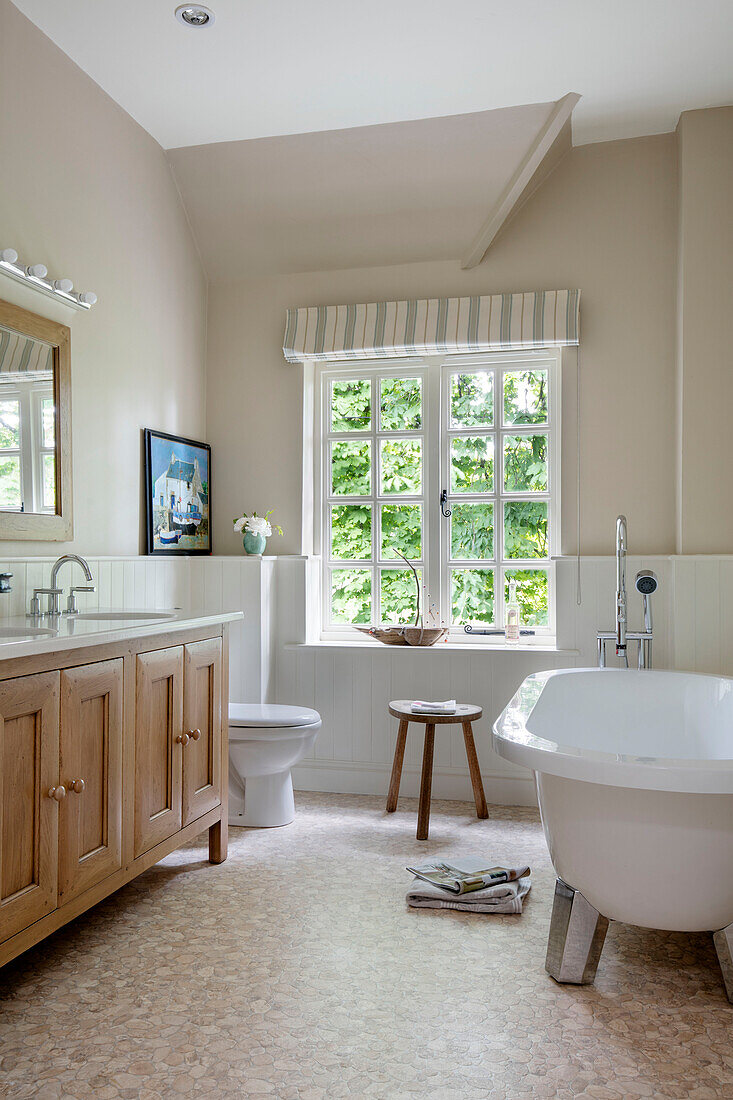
[
  {"x1": 283, "y1": 289, "x2": 579, "y2": 363},
  {"x1": 0, "y1": 329, "x2": 53, "y2": 375}
]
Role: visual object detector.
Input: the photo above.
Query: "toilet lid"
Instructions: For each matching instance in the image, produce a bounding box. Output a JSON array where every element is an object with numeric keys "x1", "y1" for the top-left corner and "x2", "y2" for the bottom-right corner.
[{"x1": 229, "y1": 703, "x2": 320, "y2": 729}]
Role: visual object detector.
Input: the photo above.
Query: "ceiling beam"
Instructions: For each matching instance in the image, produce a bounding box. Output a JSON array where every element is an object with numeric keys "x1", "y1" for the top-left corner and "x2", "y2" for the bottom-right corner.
[{"x1": 461, "y1": 92, "x2": 581, "y2": 270}]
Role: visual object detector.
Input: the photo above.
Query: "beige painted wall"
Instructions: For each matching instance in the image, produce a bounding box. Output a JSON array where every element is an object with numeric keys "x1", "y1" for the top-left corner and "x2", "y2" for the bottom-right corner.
[
  {"x1": 207, "y1": 134, "x2": 678, "y2": 557},
  {"x1": 0, "y1": 0, "x2": 207, "y2": 556},
  {"x1": 676, "y1": 107, "x2": 733, "y2": 554}
]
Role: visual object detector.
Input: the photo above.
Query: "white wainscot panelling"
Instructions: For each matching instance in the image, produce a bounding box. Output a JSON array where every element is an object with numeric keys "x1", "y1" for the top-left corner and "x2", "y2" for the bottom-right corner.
[
  {"x1": 281, "y1": 555, "x2": 685, "y2": 806},
  {"x1": 4, "y1": 551, "x2": 733, "y2": 808},
  {"x1": 280, "y1": 644, "x2": 578, "y2": 806},
  {"x1": 671, "y1": 557, "x2": 733, "y2": 677}
]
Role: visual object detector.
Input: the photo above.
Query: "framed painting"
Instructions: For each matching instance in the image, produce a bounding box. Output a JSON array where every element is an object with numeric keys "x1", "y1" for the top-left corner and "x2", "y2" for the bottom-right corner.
[{"x1": 144, "y1": 429, "x2": 212, "y2": 555}]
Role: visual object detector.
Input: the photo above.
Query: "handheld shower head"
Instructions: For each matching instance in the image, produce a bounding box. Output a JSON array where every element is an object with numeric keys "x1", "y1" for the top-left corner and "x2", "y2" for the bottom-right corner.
[
  {"x1": 635, "y1": 569, "x2": 658, "y2": 635},
  {"x1": 635, "y1": 570, "x2": 658, "y2": 596}
]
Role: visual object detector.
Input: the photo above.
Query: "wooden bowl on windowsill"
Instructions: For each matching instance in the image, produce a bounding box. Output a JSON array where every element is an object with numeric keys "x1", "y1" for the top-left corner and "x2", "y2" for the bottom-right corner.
[
  {"x1": 356, "y1": 627, "x2": 408, "y2": 645},
  {"x1": 402, "y1": 626, "x2": 448, "y2": 647},
  {"x1": 356, "y1": 626, "x2": 447, "y2": 647}
]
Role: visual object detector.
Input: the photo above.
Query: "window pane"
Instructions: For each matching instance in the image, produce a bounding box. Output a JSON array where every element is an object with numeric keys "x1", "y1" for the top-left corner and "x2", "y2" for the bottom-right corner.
[
  {"x1": 331, "y1": 440, "x2": 371, "y2": 495},
  {"x1": 43, "y1": 453, "x2": 56, "y2": 510},
  {"x1": 380, "y1": 439, "x2": 422, "y2": 495},
  {"x1": 504, "y1": 569, "x2": 549, "y2": 627},
  {"x1": 380, "y1": 377, "x2": 422, "y2": 430},
  {"x1": 330, "y1": 378, "x2": 371, "y2": 431},
  {"x1": 450, "y1": 502, "x2": 493, "y2": 560},
  {"x1": 0, "y1": 456, "x2": 21, "y2": 510},
  {"x1": 450, "y1": 436, "x2": 493, "y2": 494},
  {"x1": 503, "y1": 434, "x2": 547, "y2": 492},
  {"x1": 42, "y1": 398, "x2": 55, "y2": 448},
  {"x1": 450, "y1": 372, "x2": 493, "y2": 427},
  {"x1": 0, "y1": 400, "x2": 20, "y2": 448},
  {"x1": 331, "y1": 569, "x2": 372, "y2": 624},
  {"x1": 504, "y1": 501, "x2": 548, "y2": 559},
  {"x1": 330, "y1": 504, "x2": 371, "y2": 560},
  {"x1": 380, "y1": 567, "x2": 421, "y2": 625},
  {"x1": 380, "y1": 503, "x2": 421, "y2": 560},
  {"x1": 451, "y1": 568, "x2": 494, "y2": 625},
  {"x1": 503, "y1": 370, "x2": 548, "y2": 425}
]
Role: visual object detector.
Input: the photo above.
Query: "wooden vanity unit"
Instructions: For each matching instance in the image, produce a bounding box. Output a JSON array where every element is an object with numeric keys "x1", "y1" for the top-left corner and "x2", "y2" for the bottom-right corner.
[{"x1": 0, "y1": 611, "x2": 240, "y2": 968}]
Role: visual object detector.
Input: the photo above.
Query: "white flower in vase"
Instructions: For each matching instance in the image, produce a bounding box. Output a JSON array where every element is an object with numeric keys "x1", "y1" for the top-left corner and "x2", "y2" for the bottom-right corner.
[
  {"x1": 243, "y1": 515, "x2": 272, "y2": 537},
  {"x1": 233, "y1": 510, "x2": 284, "y2": 554}
]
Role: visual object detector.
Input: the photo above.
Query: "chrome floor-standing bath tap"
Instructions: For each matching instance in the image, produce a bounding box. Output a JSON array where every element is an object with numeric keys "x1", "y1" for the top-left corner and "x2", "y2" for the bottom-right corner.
[
  {"x1": 615, "y1": 514, "x2": 628, "y2": 665},
  {"x1": 597, "y1": 516, "x2": 657, "y2": 668}
]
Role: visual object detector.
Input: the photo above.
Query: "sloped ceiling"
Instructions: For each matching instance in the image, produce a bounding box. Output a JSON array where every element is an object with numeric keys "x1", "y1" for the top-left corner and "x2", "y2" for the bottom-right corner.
[
  {"x1": 168, "y1": 102, "x2": 563, "y2": 279},
  {"x1": 9, "y1": 0, "x2": 733, "y2": 149}
]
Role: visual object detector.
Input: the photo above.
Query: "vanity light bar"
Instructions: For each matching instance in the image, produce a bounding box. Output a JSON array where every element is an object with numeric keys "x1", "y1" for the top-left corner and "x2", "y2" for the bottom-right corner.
[{"x1": 0, "y1": 248, "x2": 97, "y2": 311}]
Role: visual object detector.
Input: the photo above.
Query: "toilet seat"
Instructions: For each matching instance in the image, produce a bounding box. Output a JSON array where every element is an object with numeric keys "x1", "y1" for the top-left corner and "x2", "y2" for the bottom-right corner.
[{"x1": 229, "y1": 702, "x2": 320, "y2": 732}]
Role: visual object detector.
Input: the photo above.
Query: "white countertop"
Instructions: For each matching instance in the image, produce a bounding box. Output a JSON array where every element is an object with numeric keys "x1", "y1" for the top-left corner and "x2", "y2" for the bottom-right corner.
[{"x1": 0, "y1": 609, "x2": 243, "y2": 660}]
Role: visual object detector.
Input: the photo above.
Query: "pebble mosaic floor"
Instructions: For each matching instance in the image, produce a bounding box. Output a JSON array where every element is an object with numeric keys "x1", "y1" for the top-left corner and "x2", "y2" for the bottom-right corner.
[{"x1": 1, "y1": 792, "x2": 732, "y2": 1099}]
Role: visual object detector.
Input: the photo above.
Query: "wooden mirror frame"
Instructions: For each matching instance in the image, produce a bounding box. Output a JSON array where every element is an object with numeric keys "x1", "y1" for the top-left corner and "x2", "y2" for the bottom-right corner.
[{"x1": 0, "y1": 299, "x2": 73, "y2": 541}]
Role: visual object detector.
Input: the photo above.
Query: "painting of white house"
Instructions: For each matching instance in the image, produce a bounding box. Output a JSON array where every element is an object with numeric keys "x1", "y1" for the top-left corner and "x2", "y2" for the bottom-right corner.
[{"x1": 144, "y1": 429, "x2": 211, "y2": 554}]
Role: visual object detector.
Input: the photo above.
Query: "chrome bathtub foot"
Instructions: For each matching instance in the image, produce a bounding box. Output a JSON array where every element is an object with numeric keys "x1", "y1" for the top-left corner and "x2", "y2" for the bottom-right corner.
[
  {"x1": 713, "y1": 922, "x2": 733, "y2": 1003},
  {"x1": 545, "y1": 879, "x2": 610, "y2": 985}
]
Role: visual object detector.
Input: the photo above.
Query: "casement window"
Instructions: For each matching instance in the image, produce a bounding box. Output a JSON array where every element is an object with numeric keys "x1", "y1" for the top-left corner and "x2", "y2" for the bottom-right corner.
[
  {"x1": 314, "y1": 350, "x2": 559, "y2": 642},
  {"x1": 0, "y1": 382, "x2": 56, "y2": 514}
]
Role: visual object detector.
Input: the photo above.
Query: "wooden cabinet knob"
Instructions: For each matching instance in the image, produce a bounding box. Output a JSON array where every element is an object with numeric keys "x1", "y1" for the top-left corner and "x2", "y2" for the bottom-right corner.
[
  {"x1": 176, "y1": 732, "x2": 190, "y2": 746},
  {"x1": 189, "y1": 728, "x2": 201, "y2": 741},
  {"x1": 70, "y1": 778, "x2": 85, "y2": 794},
  {"x1": 47, "y1": 785, "x2": 66, "y2": 801}
]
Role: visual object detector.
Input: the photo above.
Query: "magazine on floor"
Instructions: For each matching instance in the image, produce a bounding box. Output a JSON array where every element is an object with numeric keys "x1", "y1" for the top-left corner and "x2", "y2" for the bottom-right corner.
[{"x1": 406, "y1": 861, "x2": 531, "y2": 895}]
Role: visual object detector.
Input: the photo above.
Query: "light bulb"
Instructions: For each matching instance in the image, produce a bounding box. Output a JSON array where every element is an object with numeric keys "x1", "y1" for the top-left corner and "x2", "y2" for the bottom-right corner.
[
  {"x1": 0, "y1": 248, "x2": 18, "y2": 264},
  {"x1": 79, "y1": 291, "x2": 97, "y2": 306},
  {"x1": 25, "y1": 263, "x2": 47, "y2": 279},
  {"x1": 53, "y1": 278, "x2": 74, "y2": 293},
  {"x1": 175, "y1": 5, "x2": 215, "y2": 26}
]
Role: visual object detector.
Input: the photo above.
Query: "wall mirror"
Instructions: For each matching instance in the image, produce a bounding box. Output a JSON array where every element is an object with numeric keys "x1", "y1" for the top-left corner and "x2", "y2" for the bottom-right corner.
[{"x1": 0, "y1": 299, "x2": 72, "y2": 540}]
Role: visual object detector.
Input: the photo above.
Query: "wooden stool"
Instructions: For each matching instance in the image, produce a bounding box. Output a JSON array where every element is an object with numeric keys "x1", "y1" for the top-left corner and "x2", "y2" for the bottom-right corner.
[{"x1": 386, "y1": 700, "x2": 488, "y2": 840}]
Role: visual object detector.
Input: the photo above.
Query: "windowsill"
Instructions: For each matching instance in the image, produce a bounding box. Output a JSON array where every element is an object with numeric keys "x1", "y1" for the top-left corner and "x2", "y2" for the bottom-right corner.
[{"x1": 285, "y1": 640, "x2": 578, "y2": 654}]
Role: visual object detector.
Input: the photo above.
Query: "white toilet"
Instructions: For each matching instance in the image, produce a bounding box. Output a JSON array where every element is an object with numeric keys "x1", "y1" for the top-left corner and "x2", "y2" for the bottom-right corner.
[{"x1": 228, "y1": 703, "x2": 321, "y2": 827}]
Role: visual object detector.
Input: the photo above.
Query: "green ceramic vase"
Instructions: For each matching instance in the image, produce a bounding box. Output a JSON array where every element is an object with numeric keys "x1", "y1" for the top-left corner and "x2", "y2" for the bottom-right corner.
[{"x1": 243, "y1": 532, "x2": 267, "y2": 556}]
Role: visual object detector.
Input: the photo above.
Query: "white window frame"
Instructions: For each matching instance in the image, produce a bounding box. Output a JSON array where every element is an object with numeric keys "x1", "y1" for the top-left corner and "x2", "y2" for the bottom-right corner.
[
  {"x1": 316, "y1": 358, "x2": 431, "y2": 634},
  {"x1": 312, "y1": 349, "x2": 560, "y2": 643},
  {"x1": 0, "y1": 380, "x2": 56, "y2": 514}
]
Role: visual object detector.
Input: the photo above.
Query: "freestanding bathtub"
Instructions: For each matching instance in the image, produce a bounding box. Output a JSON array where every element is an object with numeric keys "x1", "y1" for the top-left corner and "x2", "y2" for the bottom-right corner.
[{"x1": 493, "y1": 667, "x2": 733, "y2": 1001}]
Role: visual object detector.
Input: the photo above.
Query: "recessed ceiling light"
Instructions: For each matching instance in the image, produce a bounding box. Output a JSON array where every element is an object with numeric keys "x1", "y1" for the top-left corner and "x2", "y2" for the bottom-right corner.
[{"x1": 175, "y1": 5, "x2": 215, "y2": 27}]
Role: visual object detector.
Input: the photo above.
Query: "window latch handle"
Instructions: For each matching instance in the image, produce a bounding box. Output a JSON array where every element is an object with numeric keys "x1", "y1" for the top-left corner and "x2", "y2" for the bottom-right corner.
[{"x1": 440, "y1": 489, "x2": 452, "y2": 518}]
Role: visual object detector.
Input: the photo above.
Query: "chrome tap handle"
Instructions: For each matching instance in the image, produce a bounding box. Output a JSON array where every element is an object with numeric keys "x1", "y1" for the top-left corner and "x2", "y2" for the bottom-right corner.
[
  {"x1": 30, "y1": 587, "x2": 63, "y2": 616},
  {"x1": 66, "y1": 585, "x2": 96, "y2": 614}
]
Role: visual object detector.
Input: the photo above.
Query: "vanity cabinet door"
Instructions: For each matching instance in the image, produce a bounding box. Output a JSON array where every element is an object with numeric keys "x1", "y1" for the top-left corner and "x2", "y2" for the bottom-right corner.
[
  {"x1": 58, "y1": 660, "x2": 123, "y2": 904},
  {"x1": 0, "y1": 672, "x2": 60, "y2": 944},
  {"x1": 134, "y1": 647, "x2": 183, "y2": 858},
  {"x1": 182, "y1": 638, "x2": 222, "y2": 827}
]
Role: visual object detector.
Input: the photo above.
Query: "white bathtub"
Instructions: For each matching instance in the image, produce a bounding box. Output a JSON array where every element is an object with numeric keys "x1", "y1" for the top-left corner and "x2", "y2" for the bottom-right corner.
[{"x1": 493, "y1": 668, "x2": 733, "y2": 934}]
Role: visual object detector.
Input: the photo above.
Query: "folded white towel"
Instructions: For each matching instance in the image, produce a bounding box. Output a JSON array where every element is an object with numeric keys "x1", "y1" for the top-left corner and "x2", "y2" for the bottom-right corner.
[
  {"x1": 411, "y1": 699, "x2": 457, "y2": 714},
  {"x1": 406, "y1": 859, "x2": 531, "y2": 913}
]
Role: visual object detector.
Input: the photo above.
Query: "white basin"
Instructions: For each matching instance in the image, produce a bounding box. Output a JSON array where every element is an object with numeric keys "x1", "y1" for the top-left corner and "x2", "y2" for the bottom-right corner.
[
  {"x1": 0, "y1": 626, "x2": 57, "y2": 638},
  {"x1": 74, "y1": 611, "x2": 176, "y2": 622}
]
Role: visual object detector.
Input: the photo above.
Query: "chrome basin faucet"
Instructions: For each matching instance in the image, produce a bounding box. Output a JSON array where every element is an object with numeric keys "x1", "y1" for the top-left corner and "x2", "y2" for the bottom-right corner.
[{"x1": 30, "y1": 554, "x2": 95, "y2": 616}]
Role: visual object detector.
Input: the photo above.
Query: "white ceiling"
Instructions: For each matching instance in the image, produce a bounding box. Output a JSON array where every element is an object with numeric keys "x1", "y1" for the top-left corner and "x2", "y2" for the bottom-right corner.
[
  {"x1": 167, "y1": 103, "x2": 561, "y2": 278},
  {"x1": 10, "y1": 0, "x2": 733, "y2": 150}
]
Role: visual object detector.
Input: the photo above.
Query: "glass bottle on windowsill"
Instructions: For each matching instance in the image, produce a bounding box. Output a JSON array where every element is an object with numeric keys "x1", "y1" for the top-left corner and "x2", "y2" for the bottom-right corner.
[{"x1": 505, "y1": 580, "x2": 520, "y2": 644}]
